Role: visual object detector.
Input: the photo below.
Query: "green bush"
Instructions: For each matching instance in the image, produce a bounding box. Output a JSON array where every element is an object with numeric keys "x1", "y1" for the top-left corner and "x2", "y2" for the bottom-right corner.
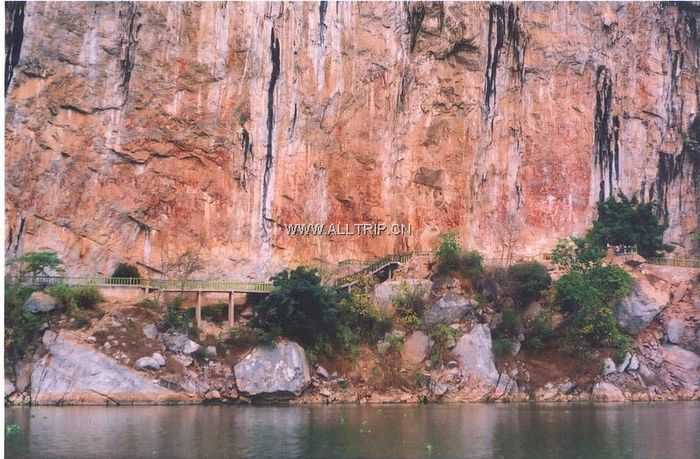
[
  {"x1": 112, "y1": 263, "x2": 140, "y2": 278},
  {"x1": 4, "y1": 285, "x2": 43, "y2": 362},
  {"x1": 164, "y1": 296, "x2": 192, "y2": 333},
  {"x1": 435, "y1": 233, "x2": 483, "y2": 280},
  {"x1": 8, "y1": 251, "x2": 63, "y2": 279},
  {"x1": 339, "y1": 290, "x2": 392, "y2": 342},
  {"x1": 499, "y1": 308, "x2": 521, "y2": 337},
  {"x1": 392, "y1": 282, "x2": 428, "y2": 331},
  {"x1": 525, "y1": 310, "x2": 554, "y2": 350},
  {"x1": 47, "y1": 284, "x2": 103, "y2": 310},
  {"x1": 428, "y1": 323, "x2": 459, "y2": 366},
  {"x1": 589, "y1": 193, "x2": 667, "y2": 258},
  {"x1": 551, "y1": 237, "x2": 605, "y2": 271},
  {"x1": 493, "y1": 337, "x2": 513, "y2": 357},
  {"x1": 556, "y1": 264, "x2": 631, "y2": 315},
  {"x1": 506, "y1": 262, "x2": 551, "y2": 307}
]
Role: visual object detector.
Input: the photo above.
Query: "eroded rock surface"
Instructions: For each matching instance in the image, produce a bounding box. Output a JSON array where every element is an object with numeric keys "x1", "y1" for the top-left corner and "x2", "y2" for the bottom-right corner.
[{"x1": 453, "y1": 324, "x2": 499, "y2": 386}]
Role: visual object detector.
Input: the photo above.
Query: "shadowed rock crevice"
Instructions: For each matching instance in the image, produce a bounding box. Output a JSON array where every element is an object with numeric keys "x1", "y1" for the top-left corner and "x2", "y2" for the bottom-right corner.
[
  {"x1": 237, "y1": 128, "x2": 253, "y2": 191},
  {"x1": 119, "y1": 2, "x2": 140, "y2": 100},
  {"x1": 262, "y1": 27, "x2": 281, "y2": 240},
  {"x1": 593, "y1": 65, "x2": 620, "y2": 202},
  {"x1": 5, "y1": 1, "x2": 25, "y2": 95}
]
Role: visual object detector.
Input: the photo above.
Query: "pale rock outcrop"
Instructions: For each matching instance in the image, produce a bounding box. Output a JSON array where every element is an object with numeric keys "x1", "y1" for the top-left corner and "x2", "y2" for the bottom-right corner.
[
  {"x1": 592, "y1": 382, "x2": 626, "y2": 402},
  {"x1": 424, "y1": 293, "x2": 475, "y2": 326},
  {"x1": 142, "y1": 324, "x2": 158, "y2": 340},
  {"x1": 31, "y1": 331, "x2": 188, "y2": 404},
  {"x1": 602, "y1": 358, "x2": 617, "y2": 376},
  {"x1": 401, "y1": 331, "x2": 431, "y2": 367},
  {"x1": 23, "y1": 292, "x2": 58, "y2": 313},
  {"x1": 665, "y1": 318, "x2": 686, "y2": 345},
  {"x1": 453, "y1": 324, "x2": 499, "y2": 386},
  {"x1": 373, "y1": 279, "x2": 432, "y2": 315},
  {"x1": 135, "y1": 356, "x2": 161, "y2": 371},
  {"x1": 616, "y1": 277, "x2": 670, "y2": 334},
  {"x1": 5, "y1": 379, "x2": 16, "y2": 397},
  {"x1": 162, "y1": 333, "x2": 200, "y2": 355},
  {"x1": 233, "y1": 340, "x2": 310, "y2": 398}
]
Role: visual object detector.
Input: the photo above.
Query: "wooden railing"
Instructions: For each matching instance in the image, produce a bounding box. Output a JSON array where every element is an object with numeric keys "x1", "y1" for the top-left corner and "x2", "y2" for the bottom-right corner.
[{"x1": 646, "y1": 257, "x2": 700, "y2": 268}]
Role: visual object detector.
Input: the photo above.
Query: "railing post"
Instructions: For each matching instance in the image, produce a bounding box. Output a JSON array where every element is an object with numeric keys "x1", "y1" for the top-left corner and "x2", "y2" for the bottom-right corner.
[
  {"x1": 228, "y1": 291, "x2": 235, "y2": 327},
  {"x1": 196, "y1": 290, "x2": 202, "y2": 330}
]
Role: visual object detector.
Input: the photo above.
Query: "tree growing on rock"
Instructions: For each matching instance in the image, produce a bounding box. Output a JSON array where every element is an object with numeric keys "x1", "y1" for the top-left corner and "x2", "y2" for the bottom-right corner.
[{"x1": 7, "y1": 251, "x2": 63, "y2": 281}]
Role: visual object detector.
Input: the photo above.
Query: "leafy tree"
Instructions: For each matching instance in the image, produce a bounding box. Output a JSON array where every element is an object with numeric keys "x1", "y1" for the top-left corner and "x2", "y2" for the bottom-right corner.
[
  {"x1": 436, "y1": 232, "x2": 461, "y2": 273},
  {"x1": 588, "y1": 193, "x2": 667, "y2": 258},
  {"x1": 112, "y1": 263, "x2": 140, "y2": 278},
  {"x1": 9, "y1": 251, "x2": 63, "y2": 280},
  {"x1": 4, "y1": 285, "x2": 43, "y2": 362},
  {"x1": 506, "y1": 262, "x2": 551, "y2": 307},
  {"x1": 551, "y1": 237, "x2": 604, "y2": 271}
]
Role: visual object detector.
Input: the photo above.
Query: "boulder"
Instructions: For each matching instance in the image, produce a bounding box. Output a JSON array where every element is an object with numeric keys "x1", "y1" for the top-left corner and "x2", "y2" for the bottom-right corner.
[
  {"x1": 401, "y1": 331, "x2": 431, "y2": 366},
  {"x1": 660, "y1": 345, "x2": 700, "y2": 390},
  {"x1": 616, "y1": 353, "x2": 631, "y2": 373},
  {"x1": 615, "y1": 278, "x2": 669, "y2": 334},
  {"x1": 135, "y1": 356, "x2": 161, "y2": 371},
  {"x1": 453, "y1": 324, "x2": 499, "y2": 386},
  {"x1": 152, "y1": 353, "x2": 166, "y2": 367},
  {"x1": 233, "y1": 340, "x2": 311, "y2": 398},
  {"x1": 591, "y1": 382, "x2": 626, "y2": 402},
  {"x1": 316, "y1": 366, "x2": 330, "y2": 379},
  {"x1": 31, "y1": 331, "x2": 187, "y2": 404},
  {"x1": 627, "y1": 354, "x2": 640, "y2": 372},
  {"x1": 204, "y1": 346, "x2": 217, "y2": 359},
  {"x1": 664, "y1": 319, "x2": 686, "y2": 345},
  {"x1": 23, "y1": 292, "x2": 58, "y2": 313},
  {"x1": 373, "y1": 279, "x2": 432, "y2": 315},
  {"x1": 5, "y1": 379, "x2": 16, "y2": 397},
  {"x1": 424, "y1": 293, "x2": 475, "y2": 326},
  {"x1": 142, "y1": 324, "x2": 158, "y2": 340},
  {"x1": 163, "y1": 333, "x2": 200, "y2": 355}
]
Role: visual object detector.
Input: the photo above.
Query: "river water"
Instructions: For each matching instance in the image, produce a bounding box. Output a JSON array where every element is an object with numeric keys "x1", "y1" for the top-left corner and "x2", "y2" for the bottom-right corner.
[{"x1": 5, "y1": 403, "x2": 700, "y2": 459}]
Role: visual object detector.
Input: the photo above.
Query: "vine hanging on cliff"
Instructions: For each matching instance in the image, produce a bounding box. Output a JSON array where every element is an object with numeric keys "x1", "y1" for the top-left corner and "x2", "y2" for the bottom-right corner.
[
  {"x1": 5, "y1": 1, "x2": 25, "y2": 95},
  {"x1": 593, "y1": 65, "x2": 620, "y2": 202},
  {"x1": 261, "y1": 27, "x2": 281, "y2": 240}
]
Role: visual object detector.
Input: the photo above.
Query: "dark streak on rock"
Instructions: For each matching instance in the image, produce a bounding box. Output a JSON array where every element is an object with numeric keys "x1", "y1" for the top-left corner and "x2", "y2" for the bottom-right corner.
[
  {"x1": 8, "y1": 215, "x2": 26, "y2": 255},
  {"x1": 405, "y1": 2, "x2": 425, "y2": 53},
  {"x1": 319, "y1": 1, "x2": 328, "y2": 47},
  {"x1": 593, "y1": 65, "x2": 620, "y2": 202},
  {"x1": 288, "y1": 103, "x2": 297, "y2": 140},
  {"x1": 5, "y1": 1, "x2": 25, "y2": 95},
  {"x1": 119, "y1": 3, "x2": 140, "y2": 100},
  {"x1": 238, "y1": 127, "x2": 253, "y2": 191},
  {"x1": 262, "y1": 27, "x2": 281, "y2": 239}
]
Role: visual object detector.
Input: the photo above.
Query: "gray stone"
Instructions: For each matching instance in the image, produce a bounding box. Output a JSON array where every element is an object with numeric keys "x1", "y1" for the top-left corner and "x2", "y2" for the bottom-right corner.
[
  {"x1": 31, "y1": 331, "x2": 183, "y2": 404},
  {"x1": 602, "y1": 358, "x2": 617, "y2": 376},
  {"x1": 233, "y1": 340, "x2": 311, "y2": 398},
  {"x1": 591, "y1": 382, "x2": 625, "y2": 402},
  {"x1": 23, "y1": 292, "x2": 58, "y2": 313},
  {"x1": 163, "y1": 333, "x2": 200, "y2": 355},
  {"x1": 453, "y1": 324, "x2": 499, "y2": 386},
  {"x1": 401, "y1": 331, "x2": 431, "y2": 366},
  {"x1": 319, "y1": 388, "x2": 331, "y2": 397},
  {"x1": 174, "y1": 355, "x2": 193, "y2": 367},
  {"x1": 152, "y1": 353, "x2": 166, "y2": 367},
  {"x1": 424, "y1": 293, "x2": 475, "y2": 326},
  {"x1": 142, "y1": 324, "x2": 158, "y2": 340},
  {"x1": 316, "y1": 366, "x2": 330, "y2": 379},
  {"x1": 373, "y1": 279, "x2": 432, "y2": 314},
  {"x1": 135, "y1": 356, "x2": 161, "y2": 370},
  {"x1": 615, "y1": 280, "x2": 668, "y2": 335},
  {"x1": 5, "y1": 378, "x2": 16, "y2": 397},
  {"x1": 660, "y1": 345, "x2": 700, "y2": 390},
  {"x1": 429, "y1": 380, "x2": 448, "y2": 397},
  {"x1": 510, "y1": 340, "x2": 522, "y2": 357},
  {"x1": 627, "y1": 354, "x2": 640, "y2": 372},
  {"x1": 240, "y1": 306, "x2": 254, "y2": 319},
  {"x1": 617, "y1": 353, "x2": 632, "y2": 373},
  {"x1": 665, "y1": 319, "x2": 686, "y2": 345},
  {"x1": 204, "y1": 346, "x2": 217, "y2": 358}
]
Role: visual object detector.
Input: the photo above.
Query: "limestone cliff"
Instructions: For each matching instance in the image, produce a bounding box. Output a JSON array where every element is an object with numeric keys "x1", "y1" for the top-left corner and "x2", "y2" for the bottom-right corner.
[{"x1": 5, "y1": 2, "x2": 700, "y2": 278}]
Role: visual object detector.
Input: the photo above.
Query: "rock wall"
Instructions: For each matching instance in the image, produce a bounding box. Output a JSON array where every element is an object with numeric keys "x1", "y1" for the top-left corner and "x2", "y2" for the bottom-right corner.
[{"x1": 5, "y1": 2, "x2": 700, "y2": 278}]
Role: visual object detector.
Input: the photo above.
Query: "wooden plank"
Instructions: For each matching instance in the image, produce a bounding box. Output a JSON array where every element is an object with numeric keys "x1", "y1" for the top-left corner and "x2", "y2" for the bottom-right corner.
[{"x1": 228, "y1": 292, "x2": 235, "y2": 327}]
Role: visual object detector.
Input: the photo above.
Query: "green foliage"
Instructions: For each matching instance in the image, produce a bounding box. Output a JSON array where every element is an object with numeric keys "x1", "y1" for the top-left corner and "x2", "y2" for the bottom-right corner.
[
  {"x1": 392, "y1": 282, "x2": 428, "y2": 331},
  {"x1": 499, "y1": 308, "x2": 521, "y2": 337},
  {"x1": 164, "y1": 296, "x2": 192, "y2": 333},
  {"x1": 493, "y1": 337, "x2": 513, "y2": 357},
  {"x1": 551, "y1": 237, "x2": 605, "y2": 271},
  {"x1": 556, "y1": 265, "x2": 632, "y2": 315},
  {"x1": 568, "y1": 299, "x2": 631, "y2": 357},
  {"x1": 524, "y1": 310, "x2": 554, "y2": 350},
  {"x1": 4, "y1": 285, "x2": 43, "y2": 362},
  {"x1": 340, "y1": 290, "x2": 392, "y2": 342},
  {"x1": 506, "y1": 262, "x2": 551, "y2": 307},
  {"x1": 47, "y1": 284, "x2": 103, "y2": 310},
  {"x1": 428, "y1": 324, "x2": 459, "y2": 366},
  {"x1": 435, "y1": 233, "x2": 484, "y2": 280},
  {"x1": 225, "y1": 325, "x2": 264, "y2": 348},
  {"x1": 9, "y1": 251, "x2": 63, "y2": 278},
  {"x1": 589, "y1": 193, "x2": 667, "y2": 258},
  {"x1": 137, "y1": 298, "x2": 161, "y2": 310},
  {"x1": 111, "y1": 263, "x2": 140, "y2": 278}
]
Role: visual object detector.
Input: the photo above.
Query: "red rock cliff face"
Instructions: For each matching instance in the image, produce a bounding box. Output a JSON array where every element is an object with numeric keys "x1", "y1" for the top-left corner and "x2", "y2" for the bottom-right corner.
[{"x1": 5, "y1": 2, "x2": 700, "y2": 278}]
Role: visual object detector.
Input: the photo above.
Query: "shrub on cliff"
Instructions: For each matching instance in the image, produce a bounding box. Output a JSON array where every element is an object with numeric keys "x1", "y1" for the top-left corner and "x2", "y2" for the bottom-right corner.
[
  {"x1": 435, "y1": 232, "x2": 483, "y2": 280},
  {"x1": 7, "y1": 251, "x2": 63, "y2": 280},
  {"x1": 4, "y1": 285, "x2": 43, "y2": 362},
  {"x1": 47, "y1": 284, "x2": 104, "y2": 310},
  {"x1": 588, "y1": 193, "x2": 668, "y2": 258},
  {"x1": 391, "y1": 282, "x2": 428, "y2": 331},
  {"x1": 505, "y1": 262, "x2": 551, "y2": 307}
]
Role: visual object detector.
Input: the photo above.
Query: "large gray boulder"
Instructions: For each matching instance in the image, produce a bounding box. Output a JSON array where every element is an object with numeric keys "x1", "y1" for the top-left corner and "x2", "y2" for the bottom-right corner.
[
  {"x1": 665, "y1": 319, "x2": 686, "y2": 345},
  {"x1": 660, "y1": 345, "x2": 700, "y2": 390},
  {"x1": 424, "y1": 293, "x2": 475, "y2": 326},
  {"x1": 31, "y1": 331, "x2": 187, "y2": 404},
  {"x1": 401, "y1": 331, "x2": 431, "y2": 367},
  {"x1": 591, "y1": 382, "x2": 625, "y2": 402},
  {"x1": 453, "y1": 324, "x2": 499, "y2": 386},
  {"x1": 615, "y1": 279, "x2": 669, "y2": 334},
  {"x1": 233, "y1": 340, "x2": 310, "y2": 398},
  {"x1": 23, "y1": 292, "x2": 58, "y2": 313},
  {"x1": 373, "y1": 279, "x2": 432, "y2": 315},
  {"x1": 162, "y1": 333, "x2": 200, "y2": 355}
]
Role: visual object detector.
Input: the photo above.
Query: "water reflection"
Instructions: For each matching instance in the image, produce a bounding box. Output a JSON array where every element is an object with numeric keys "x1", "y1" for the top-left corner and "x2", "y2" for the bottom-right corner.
[{"x1": 6, "y1": 403, "x2": 700, "y2": 459}]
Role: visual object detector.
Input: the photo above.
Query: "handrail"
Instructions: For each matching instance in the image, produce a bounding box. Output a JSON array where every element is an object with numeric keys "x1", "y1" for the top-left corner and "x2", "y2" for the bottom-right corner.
[{"x1": 646, "y1": 257, "x2": 700, "y2": 268}]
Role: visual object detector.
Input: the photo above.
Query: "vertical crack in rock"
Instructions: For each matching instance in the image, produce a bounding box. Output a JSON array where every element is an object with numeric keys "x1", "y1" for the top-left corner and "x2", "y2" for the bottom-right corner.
[
  {"x1": 7, "y1": 215, "x2": 26, "y2": 256},
  {"x1": 261, "y1": 27, "x2": 281, "y2": 240},
  {"x1": 666, "y1": 31, "x2": 684, "y2": 131},
  {"x1": 237, "y1": 128, "x2": 254, "y2": 191},
  {"x1": 319, "y1": 1, "x2": 328, "y2": 47},
  {"x1": 655, "y1": 116, "x2": 700, "y2": 223},
  {"x1": 288, "y1": 103, "x2": 297, "y2": 140},
  {"x1": 119, "y1": 3, "x2": 140, "y2": 100},
  {"x1": 405, "y1": 2, "x2": 425, "y2": 53},
  {"x1": 397, "y1": 71, "x2": 413, "y2": 113},
  {"x1": 593, "y1": 65, "x2": 620, "y2": 202},
  {"x1": 5, "y1": 1, "x2": 25, "y2": 95},
  {"x1": 484, "y1": 4, "x2": 526, "y2": 119}
]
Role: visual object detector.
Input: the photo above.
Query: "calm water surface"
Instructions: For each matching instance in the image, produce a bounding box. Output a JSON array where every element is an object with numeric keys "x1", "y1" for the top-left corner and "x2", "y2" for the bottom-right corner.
[{"x1": 5, "y1": 403, "x2": 700, "y2": 459}]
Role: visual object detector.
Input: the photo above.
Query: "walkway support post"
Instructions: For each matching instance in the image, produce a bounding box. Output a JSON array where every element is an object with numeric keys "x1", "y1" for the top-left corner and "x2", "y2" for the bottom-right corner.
[
  {"x1": 196, "y1": 290, "x2": 202, "y2": 329},
  {"x1": 228, "y1": 291, "x2": 235, "y2": 327}
]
